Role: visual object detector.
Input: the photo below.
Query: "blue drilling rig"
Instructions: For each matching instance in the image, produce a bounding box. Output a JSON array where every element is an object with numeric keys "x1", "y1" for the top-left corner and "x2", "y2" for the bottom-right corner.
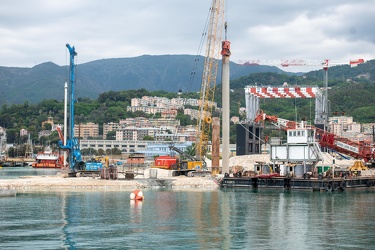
[{"x1": 59, "y1": 44, "x2": 102, "y2": 174}]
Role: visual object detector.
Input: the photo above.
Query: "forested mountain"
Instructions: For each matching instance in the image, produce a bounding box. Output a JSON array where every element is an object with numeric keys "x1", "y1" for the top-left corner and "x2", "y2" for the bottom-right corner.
[{"x1": 0, "y1": 54, "x2": 284, "y2": 105}]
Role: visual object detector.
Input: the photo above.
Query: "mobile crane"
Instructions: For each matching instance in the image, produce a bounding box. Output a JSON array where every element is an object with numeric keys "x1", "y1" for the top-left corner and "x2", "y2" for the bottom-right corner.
[
  {"x1": 195, "y1": 0, "x2": 226, "y2": 168},
  {"x1": 152, "y1": 0, "x2": 227, "y2": 176},
  {"x1": 153, "y1": 0, "x2": 227, "y2": 176}
]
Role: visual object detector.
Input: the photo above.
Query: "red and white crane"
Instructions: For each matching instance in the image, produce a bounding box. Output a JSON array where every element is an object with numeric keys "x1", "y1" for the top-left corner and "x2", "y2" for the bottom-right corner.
[
  {"x1": 255, "y1": 110, "x2": 375, "y2": 165},
  {"x1": 240, "y1": 58, "x2": 365, "y2": 129},
  {"x1": 238, "y1": 59, "x2": 364, "y2": 68}
]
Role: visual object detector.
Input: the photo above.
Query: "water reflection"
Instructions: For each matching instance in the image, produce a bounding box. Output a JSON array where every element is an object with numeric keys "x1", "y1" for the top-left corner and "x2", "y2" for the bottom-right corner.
[
  {"x1": 1, "y1": 189, "x2": 375, "y2": 249},
  {"x1": 0, "y1": 167, "x2": 60, "y2": 179},
  {"x1": 130, "y1": 199, "x2": 143, "y2": 230}
]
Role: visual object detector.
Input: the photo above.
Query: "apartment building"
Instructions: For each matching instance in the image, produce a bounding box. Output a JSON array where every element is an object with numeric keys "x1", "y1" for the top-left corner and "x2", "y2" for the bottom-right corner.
[
  {"x1": 116, "y1": 127, "x2": 160, "y2": 141},
  {"x1": 74, "y1": 122, "x2": 99, "y2": 139},
  {"x1": 329, "y1": 116, "x2": 360, "y2": 136},
  {"x1": 103, "y1": 122, "x2": 122, "y2": 139}
]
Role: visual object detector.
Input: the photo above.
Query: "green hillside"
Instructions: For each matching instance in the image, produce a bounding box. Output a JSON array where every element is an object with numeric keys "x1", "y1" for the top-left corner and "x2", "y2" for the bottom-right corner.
[
  {"x1": 1, "y1": 58, "x2": 374, "y2": 146},
  {"x1": 0, "y1": 55, "x2": 283, "y2": 105},
  {"x1": 219, "y1": 59, "x2": 375, "y2": 123}
]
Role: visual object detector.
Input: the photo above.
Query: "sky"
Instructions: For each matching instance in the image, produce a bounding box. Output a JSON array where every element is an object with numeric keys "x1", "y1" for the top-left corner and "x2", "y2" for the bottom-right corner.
[{"x1": 0, "y1": 0, "x2": 374, "y2": 72}]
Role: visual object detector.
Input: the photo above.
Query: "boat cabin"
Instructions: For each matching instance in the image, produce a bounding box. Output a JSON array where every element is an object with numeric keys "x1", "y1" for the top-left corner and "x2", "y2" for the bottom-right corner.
[{"x1": 287, "y1": 121, "x2": 316, "y2": 144}]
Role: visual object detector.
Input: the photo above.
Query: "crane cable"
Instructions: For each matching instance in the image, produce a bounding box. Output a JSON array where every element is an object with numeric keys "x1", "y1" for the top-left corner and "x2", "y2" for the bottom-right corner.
[{"x1": 185, "y1": 5, "x2": 211, "y2": 96}]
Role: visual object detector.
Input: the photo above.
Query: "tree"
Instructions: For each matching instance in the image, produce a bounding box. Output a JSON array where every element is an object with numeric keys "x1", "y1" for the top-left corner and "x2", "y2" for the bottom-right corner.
[
  {"x1": 81, "y1": 148, "x2": 98, "y2": 156},
  {"x1": 5, "y1": 128, "x2": 18, "y2": 143},
  {"x1": 106, "y1": 131, "x2": 116, "y2": 140},
  {"x1": 43, "y1": 123, "x2": 52, "y2": 130},
  {"x1": 185, "y1": 144, "x2": 196, "y2": 157},
  {"x1": 143, "y1": 135, "x2": 154, "y2": 141}
]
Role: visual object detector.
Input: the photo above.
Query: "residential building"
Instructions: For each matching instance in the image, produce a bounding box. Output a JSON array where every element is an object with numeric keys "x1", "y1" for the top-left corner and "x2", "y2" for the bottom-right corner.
[
  {"x1": 38, "y1": 130, "x2": 52, "y2": 139},
  {"x1": 126, "y1": 106, "x2": 164, "y2": 115},
  {"x1": 329, "y1": 116, "x2": 360, "y2": 136},
  {"x1": 362, "y1": 123, "x2": 375, "y2": 134},
  {"x1": 116, "y1": 127, "x2": 160, "y2": 141},
  {"x1": 20, "y1": 128, "x2": 28, "y2": 137},
  {"x1": 103, "y1": 122, "x2": 122, "y2": 139},
  {"x1": 161, "y1": 109, "x2": 178, "y2": 119},
  {"x1": 74, "y1": 122, "x2": 99, "y2": 139},
  {"x1": 184, "y1": 108, "x2": 199, "y2": 120}
]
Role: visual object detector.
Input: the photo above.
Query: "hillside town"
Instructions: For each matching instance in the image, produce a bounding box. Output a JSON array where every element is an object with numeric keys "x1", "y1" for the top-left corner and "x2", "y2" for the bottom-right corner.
[{"x1": 1, "y1": 95, "x2": 374, "y2": 162}]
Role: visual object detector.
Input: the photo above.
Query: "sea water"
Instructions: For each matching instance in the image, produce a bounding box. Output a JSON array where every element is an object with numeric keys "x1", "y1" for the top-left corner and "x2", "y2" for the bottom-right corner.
[
  {"x1": 1, "y1": 188, "x2": 375, "y2": 249},
  {"x1": 0, "y1": 167, "x2": 60, "y2": 179}
]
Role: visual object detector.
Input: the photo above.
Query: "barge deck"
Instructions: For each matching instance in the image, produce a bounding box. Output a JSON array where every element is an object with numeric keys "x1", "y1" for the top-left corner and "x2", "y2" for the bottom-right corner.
[{"x1": 220, "y1": 176, "x2": 375, "y2": 191}]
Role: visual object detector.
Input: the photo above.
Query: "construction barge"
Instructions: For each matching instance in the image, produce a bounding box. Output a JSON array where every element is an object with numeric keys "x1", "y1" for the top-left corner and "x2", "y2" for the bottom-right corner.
[
  {"x1": 220, "y1": 176, "x2": 375, "y2": 191},
  {"x1": 222, "y1": 112, "x2": 375, "y2": 191}
]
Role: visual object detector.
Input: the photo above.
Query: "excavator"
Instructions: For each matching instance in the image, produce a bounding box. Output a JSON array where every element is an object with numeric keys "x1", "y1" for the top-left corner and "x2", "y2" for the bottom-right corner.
[{"x1": 152, "y1": 136, "x2": 209, "y2": 176}]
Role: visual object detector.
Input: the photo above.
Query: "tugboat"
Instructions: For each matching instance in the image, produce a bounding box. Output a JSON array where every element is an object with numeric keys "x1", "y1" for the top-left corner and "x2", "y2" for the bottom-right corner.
[{"x1": 32, "y1": 146, "x2": 63, "y2": 169}]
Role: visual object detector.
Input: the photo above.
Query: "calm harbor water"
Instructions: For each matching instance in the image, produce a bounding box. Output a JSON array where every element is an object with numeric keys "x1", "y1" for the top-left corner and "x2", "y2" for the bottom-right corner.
[
  {"x1": 0, "y1": 166, "x2": 60, "y2": 179},
  {"x1": 1, "y1": 168, "x2": 375, "y2": 249}
]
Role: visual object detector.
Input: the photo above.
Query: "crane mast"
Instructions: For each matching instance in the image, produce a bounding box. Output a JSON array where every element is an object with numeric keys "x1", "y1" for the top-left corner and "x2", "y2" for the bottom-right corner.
[
  {"x1": 59, "y1": 44, "x2": 83, "y2": 173},
  {"x1": 196, "y1": 0, "x2": 225, "y2": 161}
]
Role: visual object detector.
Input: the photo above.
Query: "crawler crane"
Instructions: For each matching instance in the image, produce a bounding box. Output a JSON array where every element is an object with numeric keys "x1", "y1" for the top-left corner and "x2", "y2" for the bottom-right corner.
[
  {"x1": 196, "y1": 0, "x2": 226, "y2": 168},
  {"x1": 255, "y1": 110, "x2": 375, "y2": 166}
]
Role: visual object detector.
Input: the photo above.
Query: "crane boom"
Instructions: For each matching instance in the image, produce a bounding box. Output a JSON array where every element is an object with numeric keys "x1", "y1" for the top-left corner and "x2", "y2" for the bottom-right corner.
[
  {"x1": 196, "y1": 0, "x2": 225, "y2": 161},
  {"x1": 255, "y1": 110, "x2": 375, "y2": 164}
]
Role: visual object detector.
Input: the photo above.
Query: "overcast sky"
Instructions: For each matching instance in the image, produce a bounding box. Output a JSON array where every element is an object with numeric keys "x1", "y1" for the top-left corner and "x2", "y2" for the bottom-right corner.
[{"x1": 0, "y1": 0, "x2": 374, "y2": 72}]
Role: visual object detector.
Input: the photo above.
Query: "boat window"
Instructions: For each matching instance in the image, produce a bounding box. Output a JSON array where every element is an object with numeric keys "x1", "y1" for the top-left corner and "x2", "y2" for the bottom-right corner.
[
  {"x1": 302, "y1": 131, "x2": 305, "y2": 136},
  {"x1": 293, "y1": 131, "x2": 296, "y2": 136},
  {"x1": 297, "y1": 131, "x2": 300, "y2": 136}
]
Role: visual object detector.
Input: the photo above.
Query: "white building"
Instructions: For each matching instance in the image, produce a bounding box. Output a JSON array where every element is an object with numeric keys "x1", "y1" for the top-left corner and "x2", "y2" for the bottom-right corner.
[{"x1": 329, "y1": 116, "x2": 360, "y2": 136}]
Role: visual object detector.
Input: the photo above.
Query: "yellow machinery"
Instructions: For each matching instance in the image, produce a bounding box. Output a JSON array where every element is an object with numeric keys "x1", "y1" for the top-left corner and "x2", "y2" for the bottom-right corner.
[
  {"x1": 196, "y1": 0, "x2": 225, "y2": 162},
  {"x1": 95, "y1": 156, "x2": 109, "y2": 168},
  {"x1": 348, "y1": 160, "x2": 368, "y2": 171}
]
